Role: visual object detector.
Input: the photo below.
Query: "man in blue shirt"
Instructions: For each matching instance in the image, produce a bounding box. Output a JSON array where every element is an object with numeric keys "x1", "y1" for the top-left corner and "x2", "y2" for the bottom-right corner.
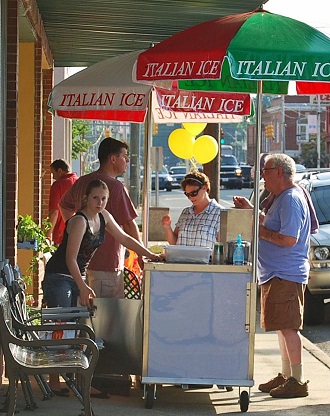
[{"x1": 234, "y1": 153, "x2": 312, "y2": 399}]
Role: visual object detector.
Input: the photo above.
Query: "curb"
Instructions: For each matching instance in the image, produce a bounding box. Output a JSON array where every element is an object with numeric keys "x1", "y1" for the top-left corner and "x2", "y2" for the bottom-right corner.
[{"x1": 302, "y1": 334, "x2": 330, "y2": 370}]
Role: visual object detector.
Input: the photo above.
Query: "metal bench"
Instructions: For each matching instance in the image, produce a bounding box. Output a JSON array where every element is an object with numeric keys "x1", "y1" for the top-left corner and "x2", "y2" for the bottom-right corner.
[{"x1": 0, "y1": 283, "x2": 99, "y2": 416}]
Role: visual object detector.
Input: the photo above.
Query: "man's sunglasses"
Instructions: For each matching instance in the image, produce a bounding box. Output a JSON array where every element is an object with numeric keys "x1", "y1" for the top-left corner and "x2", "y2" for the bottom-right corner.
[{"x1": 184, "y1": 187, "x2": 202, "y2": 198}]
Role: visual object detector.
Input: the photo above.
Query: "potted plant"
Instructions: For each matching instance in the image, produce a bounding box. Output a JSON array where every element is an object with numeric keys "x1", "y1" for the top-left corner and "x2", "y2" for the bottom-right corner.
[
  {"x1": 17, "y1": 214, "x2": 55, "y2": 269},
  {"x1": 17, "y1": 214, "x2": 39, "y2": 250},
  {"x1": 17, "y1": 215, "x2": 56, "y2": 310}
]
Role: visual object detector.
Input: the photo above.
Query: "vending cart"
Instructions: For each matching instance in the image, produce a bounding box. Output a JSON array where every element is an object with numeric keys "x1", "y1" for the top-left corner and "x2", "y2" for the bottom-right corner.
[{"x1": 142, "y1": 262, "x2": 257, "y2": 412}]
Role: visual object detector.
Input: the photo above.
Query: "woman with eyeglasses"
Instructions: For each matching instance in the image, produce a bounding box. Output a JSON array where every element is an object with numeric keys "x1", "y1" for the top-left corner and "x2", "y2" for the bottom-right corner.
[{"x1": 161, "y1": 170, "x2": 221, "y2": 249}]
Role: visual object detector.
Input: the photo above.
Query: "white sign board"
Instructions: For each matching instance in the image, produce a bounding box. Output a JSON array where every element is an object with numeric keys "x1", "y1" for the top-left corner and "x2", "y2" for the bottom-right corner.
[
  {"x1": 307, "y1": 115, "x2": 318, "y2": 134},
  {"x1": 151, "y1": 147, "x2": 163, "y2": 172},
  {"x1": 310, "y1": 94, "x2": 330, "y2": 105}
]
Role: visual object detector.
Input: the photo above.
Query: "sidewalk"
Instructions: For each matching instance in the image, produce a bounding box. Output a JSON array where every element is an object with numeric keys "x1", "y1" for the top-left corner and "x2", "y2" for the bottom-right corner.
[{"x1": 3, "y1": 324, "x2": 330, "y2": 416}]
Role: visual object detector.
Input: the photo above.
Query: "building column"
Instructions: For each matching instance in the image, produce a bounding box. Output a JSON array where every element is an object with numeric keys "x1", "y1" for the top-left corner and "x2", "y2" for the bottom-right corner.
[
  {"x1": 42, "y1": 67, "x2": 54, "y2": 221},
  {"x1": 6, "y1": 0, "x2": 19, "y2": 264}
]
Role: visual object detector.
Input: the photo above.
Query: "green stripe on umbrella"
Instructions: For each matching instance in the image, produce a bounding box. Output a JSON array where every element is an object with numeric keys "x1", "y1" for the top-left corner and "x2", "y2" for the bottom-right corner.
[
  {"x1": 227, "y1": 11, "x2": 330, "y2": 82},
  {"x1": 179, "y1": 59, "x2": 288, "y2": 94},
  {"x1": 136, "y1": 8, "x2": 330, "y2": 88}
]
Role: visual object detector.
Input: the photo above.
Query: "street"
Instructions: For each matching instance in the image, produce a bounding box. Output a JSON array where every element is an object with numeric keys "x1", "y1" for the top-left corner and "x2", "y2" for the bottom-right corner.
[
  {"x1": 149, "y1": 187, "x2": 251, "y2": 224},
  {"x1": 150, "y1": 187, "x2": 330, "y2": 359},
  {"x1": 302, "y1": 304, "x2": 330, "y2": 356}
]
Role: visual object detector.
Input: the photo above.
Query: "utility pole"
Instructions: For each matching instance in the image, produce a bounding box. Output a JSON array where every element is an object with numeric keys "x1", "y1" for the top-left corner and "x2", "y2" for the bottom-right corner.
[
  {"x1": 130, "y1": 123, "x2": 140, "y2": 208},
  {"x1": 281, "y1": 96, "x2": 286, "y2": 153},
  {"x1": 317, "y1": 95, "x2": 321, "y2": 168},
  {"x1": 203, "y1": 124, "x2": 220, "y2": 202}
]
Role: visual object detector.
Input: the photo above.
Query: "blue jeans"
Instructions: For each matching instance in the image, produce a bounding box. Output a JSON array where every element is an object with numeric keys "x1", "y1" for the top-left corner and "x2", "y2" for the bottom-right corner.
[{"x1": 42, "y1": 273, "x2": 79, "y2": 307}]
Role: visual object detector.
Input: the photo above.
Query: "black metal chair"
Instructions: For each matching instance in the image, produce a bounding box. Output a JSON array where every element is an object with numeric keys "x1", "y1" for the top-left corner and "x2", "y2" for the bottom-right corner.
[
  {"x1": 0, "y1": 282, "x2": 99, "y2": 416},
  {"x1": 0, "y1": 260, "x2": 100, "y2": 414}
]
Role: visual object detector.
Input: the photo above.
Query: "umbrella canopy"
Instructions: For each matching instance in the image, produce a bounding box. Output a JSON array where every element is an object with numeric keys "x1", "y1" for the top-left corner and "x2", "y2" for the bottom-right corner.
[
  {"x1": 136, "y1": 8, "x2": 330, "y2": 92},
  {"x1": 49, "y1": 50, "x2": 252, "y2": 123},
  {"x1": 49, "y1": 50, "x2": 150, "y2": 122}
]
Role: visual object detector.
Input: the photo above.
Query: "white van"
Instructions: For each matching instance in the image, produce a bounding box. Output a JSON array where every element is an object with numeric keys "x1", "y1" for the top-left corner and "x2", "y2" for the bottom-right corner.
[{"x1": 221, "y1": 144, "x2": 233, "y2": 156}]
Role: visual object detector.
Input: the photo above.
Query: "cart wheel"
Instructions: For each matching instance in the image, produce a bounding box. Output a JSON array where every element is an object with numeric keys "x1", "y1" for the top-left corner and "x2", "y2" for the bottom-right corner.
[
  {"x1": 145, "y1": 385, "x2": 154, "y2": 409},
  {"x1": 226, "y1": 386, "x2": 233, "y2": 392},
  {"x1": 239, "y1": 390, "x2": 249, "y2": 412}
]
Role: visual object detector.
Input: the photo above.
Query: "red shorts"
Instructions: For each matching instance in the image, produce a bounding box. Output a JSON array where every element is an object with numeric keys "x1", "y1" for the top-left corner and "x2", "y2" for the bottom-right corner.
[{"x1": 260, "y1": 277, "x2": 305, "y2": 331}]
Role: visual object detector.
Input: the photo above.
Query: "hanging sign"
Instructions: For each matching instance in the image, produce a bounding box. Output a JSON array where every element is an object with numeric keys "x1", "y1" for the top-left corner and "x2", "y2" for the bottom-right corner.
[
  {"x1": 152, "y1": 91, "x2": 246, "y2": 124},
  {"x1": 154, "y1": 87, "x2": 251, "y2": 115},
  {"x1": 307, "y1": 115, "x2": 318, "y2": 134},
  {"x1": 310, "y1": 95, "x2": 330, "y2": 105}
]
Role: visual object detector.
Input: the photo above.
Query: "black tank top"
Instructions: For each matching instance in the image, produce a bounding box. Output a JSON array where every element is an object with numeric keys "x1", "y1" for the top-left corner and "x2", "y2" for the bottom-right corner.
[{"x1": 45, "y1": 211, "x2": 106, "y2": 277}]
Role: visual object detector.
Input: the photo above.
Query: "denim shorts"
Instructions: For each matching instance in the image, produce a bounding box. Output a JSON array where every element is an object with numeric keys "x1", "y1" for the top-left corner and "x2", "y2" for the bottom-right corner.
[{"x1": 42, "y1": 273, "x2": 80, "y2": 307}]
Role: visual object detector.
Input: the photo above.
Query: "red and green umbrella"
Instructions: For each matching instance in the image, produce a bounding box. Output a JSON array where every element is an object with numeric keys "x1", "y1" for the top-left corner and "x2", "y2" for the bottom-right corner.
[{"x1": 136, "y1": 8, "x2": 330, "y2": 93}]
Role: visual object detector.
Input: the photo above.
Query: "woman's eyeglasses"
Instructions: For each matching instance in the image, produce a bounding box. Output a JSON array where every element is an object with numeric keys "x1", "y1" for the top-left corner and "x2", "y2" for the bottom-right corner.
[{"x1": 184, "y1": 187, "x2": 202, "y2": 198}]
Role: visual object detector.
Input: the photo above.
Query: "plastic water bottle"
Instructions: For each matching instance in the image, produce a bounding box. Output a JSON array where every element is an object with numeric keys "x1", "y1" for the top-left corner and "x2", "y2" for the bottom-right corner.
[{"x1": 233, "y1": 234, "x2": 244, "y2": 265}]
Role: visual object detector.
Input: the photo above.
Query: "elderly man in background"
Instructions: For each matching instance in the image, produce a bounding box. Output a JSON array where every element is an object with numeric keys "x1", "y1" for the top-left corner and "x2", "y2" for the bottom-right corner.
[{"x1": 234, "y1": 153, "x2": 314, "y2": 399}]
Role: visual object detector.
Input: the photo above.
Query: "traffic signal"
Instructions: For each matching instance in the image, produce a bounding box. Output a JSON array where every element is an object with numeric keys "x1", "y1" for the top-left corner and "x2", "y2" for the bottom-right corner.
[
  {"x1": 153, "y1": 123, "x2": 159, "y2": 135},
  {"x1": 220, "y1": 128, "x2": 225, "y2": 144},
  {"x1": 265, "y1": 124, "x2": 274, "y2": 139}
]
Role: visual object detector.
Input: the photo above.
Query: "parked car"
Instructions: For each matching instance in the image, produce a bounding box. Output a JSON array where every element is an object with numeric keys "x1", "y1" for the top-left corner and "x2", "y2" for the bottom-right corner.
[
  {"x1": 250, "y1": 169, "x2": 330, "y2": 325},
  {"x1": 299, "y1": 170, "x2": 330, "y2": 324},
  {"x1": 295, "y1": 163, "x2": 307, "y2": 172},
  {"x1": 168, "y1": 166, "x2": 187, "y2": 188},
  {"x1": 250, "y1": 161, "x2": 306, "y2": 188},
  {"x1": 220, "y1": 155, "x2": 243, "y2": 189},
  {"x1": 146, "y1": 165, "x2": 177, "y2": 191}
]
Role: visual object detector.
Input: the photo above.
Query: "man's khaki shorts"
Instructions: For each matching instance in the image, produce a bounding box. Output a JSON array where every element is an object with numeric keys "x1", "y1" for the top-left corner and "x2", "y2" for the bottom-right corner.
[
  {"x1": 260, "y1": 277, "x2": 306, "y2": 331},
  {"x1": 87, "y1": 270, "x2": 125, "y2": 299}
]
